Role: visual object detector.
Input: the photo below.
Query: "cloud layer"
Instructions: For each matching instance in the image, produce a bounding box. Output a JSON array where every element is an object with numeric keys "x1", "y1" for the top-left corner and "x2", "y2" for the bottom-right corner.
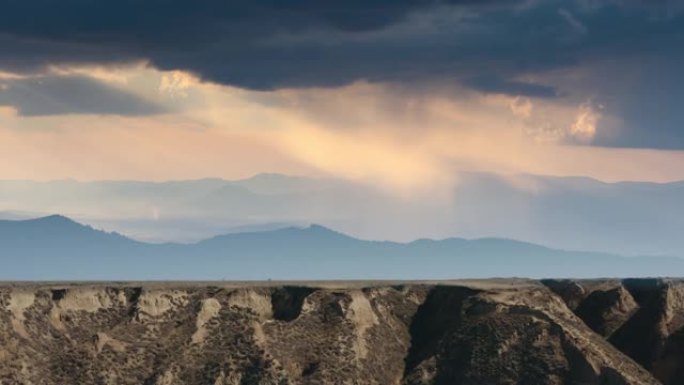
[
  {"x1": 1, "y1": 1, "x2": 682, "y2": 90},
  {"x1": 1, "y1": 0, "x2": 684, "y2": 157}
]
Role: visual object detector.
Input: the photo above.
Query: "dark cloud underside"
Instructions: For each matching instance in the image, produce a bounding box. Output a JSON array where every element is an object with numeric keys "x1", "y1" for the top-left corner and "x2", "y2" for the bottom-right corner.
[
  {"x1": 0, "y1": 0, "x2": 643, "y2": 89},
  {"x1": 1, "y1": 0, "x2": 684, "y2": 148},
  {"x1": 463, "y1": 75, "x2": 558, "y2": 98},
  {"x1": 0, "y1": 76, "x2": 164, "y2": 116},
  {"x1": 0, "y1": 1, "x2": 680, "y2": 90}
]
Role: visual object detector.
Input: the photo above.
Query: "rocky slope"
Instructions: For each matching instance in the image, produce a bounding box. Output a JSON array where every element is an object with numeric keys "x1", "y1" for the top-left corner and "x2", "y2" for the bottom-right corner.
[
  {"x1": 544, "y1": 279, "x2": 684, "y2": 385},
  {"x1": 0, "y1": 280, "x2": 679, "y2": 384}
]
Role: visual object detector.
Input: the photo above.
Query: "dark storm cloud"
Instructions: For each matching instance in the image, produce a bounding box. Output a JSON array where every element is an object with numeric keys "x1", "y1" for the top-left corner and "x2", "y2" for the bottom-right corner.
[
  {"x1": 2, "y1": 0, "x2": 684, "y2": 148},
  {"x1": 1, "y1": 0, "x2": 679, "y2": 90},
  {"x1": 0, "y1": 0, "x2": 546, "y2": 89},
  {"x1": 590, "y1": 60, "x2": 684, "y2": 150},
  {"x1": 0, "y1": 0, "x2": 676, "y2": 89},
  {"x1": 0, "y1": 76, "x2": 164, "y2": 116}
]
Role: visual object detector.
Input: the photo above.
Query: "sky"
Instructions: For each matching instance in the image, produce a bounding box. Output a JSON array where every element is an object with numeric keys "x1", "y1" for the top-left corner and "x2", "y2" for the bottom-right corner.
[{"x1": 2, "y1": 0, "x2": 684, "y2": 196}]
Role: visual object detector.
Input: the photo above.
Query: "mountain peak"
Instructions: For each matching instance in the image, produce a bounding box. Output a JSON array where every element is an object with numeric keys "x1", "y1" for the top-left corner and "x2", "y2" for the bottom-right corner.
[
  {"x1": 37, "y1": 214, "x2": 75, "y2": 223},
  {"x1": 270, "y1": 224, "x2": 349, "y2": 239},
  {"x1": 305, "y1": 223, "x2": 334, "y2": 232},
  {"x1": 302, "y1": 224, "x2": 351, "y2": 238},
  {"x1": 23, "y1": 214, "x2": 87, "y2": 229}
]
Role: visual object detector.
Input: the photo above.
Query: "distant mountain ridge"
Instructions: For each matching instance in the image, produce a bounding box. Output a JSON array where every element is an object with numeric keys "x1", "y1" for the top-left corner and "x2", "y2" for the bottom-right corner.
[
  {"x1": 1, "y1": 215, "x2": 684, "y2": 280},
  {"x1": 1, "y1": 172, "x2": 683, "y2": 257}
]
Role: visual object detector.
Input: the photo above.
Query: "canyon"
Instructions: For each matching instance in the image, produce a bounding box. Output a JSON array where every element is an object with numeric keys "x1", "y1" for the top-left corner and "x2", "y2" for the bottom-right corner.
[{"x1": 1, "y1": 279, "x2": 683, "y2": 384}]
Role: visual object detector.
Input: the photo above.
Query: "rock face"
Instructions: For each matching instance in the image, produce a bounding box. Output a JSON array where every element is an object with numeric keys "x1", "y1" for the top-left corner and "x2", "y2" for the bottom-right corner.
[
  {"x1": 0, "y1": 280, "x2": 677, "y2": 385},
  {"x1": 544, "y1": 279, "x2": 684, "y2": 385}
]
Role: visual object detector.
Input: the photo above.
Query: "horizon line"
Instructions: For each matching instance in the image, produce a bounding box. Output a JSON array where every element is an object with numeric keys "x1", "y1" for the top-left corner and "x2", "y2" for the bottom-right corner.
[{"x1": 1, "y1": 171, "x2": 684, "y2": 186}]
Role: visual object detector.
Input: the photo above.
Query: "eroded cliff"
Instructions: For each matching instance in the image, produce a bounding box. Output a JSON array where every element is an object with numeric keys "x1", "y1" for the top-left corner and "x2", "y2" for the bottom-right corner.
[{"x1": 0, "y1": 280, "x2": 675, "y2": 384}]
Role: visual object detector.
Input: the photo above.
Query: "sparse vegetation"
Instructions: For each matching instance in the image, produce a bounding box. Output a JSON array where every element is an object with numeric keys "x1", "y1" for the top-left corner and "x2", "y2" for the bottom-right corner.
[{"x1": 1, "y1": 280, "x2": 681, "y2": 384}]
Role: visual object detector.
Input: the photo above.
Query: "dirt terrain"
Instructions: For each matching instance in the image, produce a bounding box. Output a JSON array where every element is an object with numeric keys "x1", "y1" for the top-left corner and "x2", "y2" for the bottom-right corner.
[{"x1": 0, "y1": 279, "x2": 682, "y2": 384}]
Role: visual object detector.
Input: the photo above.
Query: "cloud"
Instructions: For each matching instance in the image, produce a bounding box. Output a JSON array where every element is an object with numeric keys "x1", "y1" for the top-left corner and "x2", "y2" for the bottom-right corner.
[
  {"x1": 159, "y1": 71, "x2": 195, "y2": 98},
  {"x1": 558, "y1": 8, "x2": 588, "y2": 37},
  {"x1": 0, "y1": 1, "x2": 684, "y2": 148},
  {"x1": 509, "y1": 97, "x2": 533, "y2": 118},
  {"x1": 570, "y1": 101, "x2": 600, "y2": 142},
  {"x1": 503, "y1": 95, "x2": 602, "y2": 144},
  {"x1": 464, "y1": 75, "x2": 558, "y2": 98},
  {"x1": 0, "y1": 74, "x2": 164, "y2": 116},
  {"x1": 0, "y1": 0, "x2": 679, "y2": 90}
]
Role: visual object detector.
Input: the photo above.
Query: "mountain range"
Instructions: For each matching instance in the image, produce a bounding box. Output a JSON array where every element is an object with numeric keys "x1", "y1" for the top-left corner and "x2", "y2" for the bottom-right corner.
[
  {"x1": 1, "y1": 172, "x2": 683, "y2": 258},
  {"x1": 1, "y1": 215, "x2": 684, "y2": 280}
]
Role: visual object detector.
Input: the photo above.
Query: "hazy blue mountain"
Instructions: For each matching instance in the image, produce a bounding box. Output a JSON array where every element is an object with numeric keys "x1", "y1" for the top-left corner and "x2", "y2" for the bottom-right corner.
[
  {"x1": 231, "y1": 173, "x2": 334, "y2": 195},
  {"x1": 451, "y1": 173, "x2": 684, "y2": 257},
  {"x1": 0, "y1": 215, "x2": 147, "y2": 256},
  {"x1": 1, "y1": 215, "x2": 684, "y2": 280},
  {"x1": 1, "y1": 173, "x2": 684, "y2": 256},
  {"x1": 221, "y1": 222, "x2": 303, "y2": 234}
]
